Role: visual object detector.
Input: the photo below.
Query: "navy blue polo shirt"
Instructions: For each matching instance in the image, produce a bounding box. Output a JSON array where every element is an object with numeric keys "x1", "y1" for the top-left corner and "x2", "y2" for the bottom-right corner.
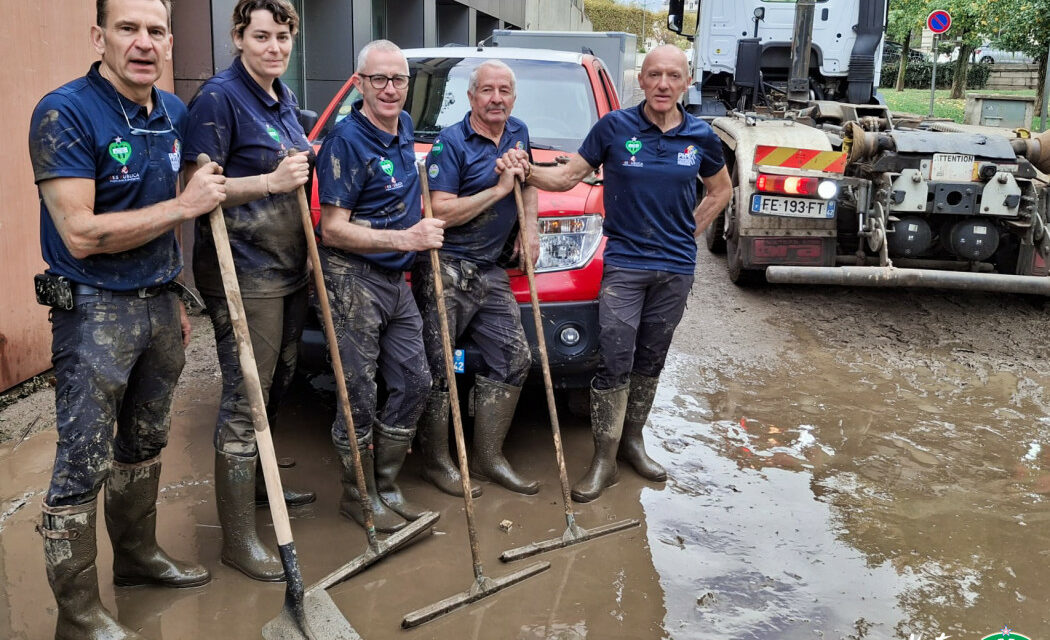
[
  {"x1": 424, "y1": 112, "x2": 531, "y2": 266},
  {"x1": 185, "y1": 56, "x2": 312, "y2": 298},
  {"x1": 578, "y1": 102, "x2": 725, "y2": 275},
  {"x1": 316, "y1": 100, "x2": 421, "y2": 272},
  {"x1": 29, "y1": 62, "x2": 186, "y2": 290}
]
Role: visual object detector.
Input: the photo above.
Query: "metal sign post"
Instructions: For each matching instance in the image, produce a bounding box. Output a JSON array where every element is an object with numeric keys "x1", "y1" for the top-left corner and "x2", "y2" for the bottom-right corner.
[{"x1": 927, "y1": 10, "x2": 952, "y2": 118}]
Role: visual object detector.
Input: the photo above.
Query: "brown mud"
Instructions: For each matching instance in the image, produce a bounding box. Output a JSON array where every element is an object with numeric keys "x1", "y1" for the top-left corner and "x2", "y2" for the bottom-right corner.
[{"x1": 2, "y1": 246, "x2": 1050, "y2": 639}]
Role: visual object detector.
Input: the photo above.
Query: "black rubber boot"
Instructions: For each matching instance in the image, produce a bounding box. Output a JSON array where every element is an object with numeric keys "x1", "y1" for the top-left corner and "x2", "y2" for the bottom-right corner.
[
  {"x1": 374, "y1": 422, "x2": 428, "y2": 520},
  {"x1": 40, "y1": 500, "x2": 147, "y2": 640},
  {"x1": 253, "y1": 459, "x2": 316, "y2": 508},
  {"x1": 214, "y1": 452, "x2": 285, "y2": 582},
  {"x1": 417, "y1": 390, "x2": 481, "y2": 498},
  {"x1": 618, "y1": 373, "x2": 667, "y2": 482},
  {"x1": 104, "y1": 457, "x2": 211, "y2": 588},
  {"x1": 337, "y1": 433, "x2": 407, "y2": 533},
  {"x1": 469, "y1": 376, "x2": 539, "y2": 495},
  {"x1": 571, "y1": 382, "x2": 629, "y2": 503}
]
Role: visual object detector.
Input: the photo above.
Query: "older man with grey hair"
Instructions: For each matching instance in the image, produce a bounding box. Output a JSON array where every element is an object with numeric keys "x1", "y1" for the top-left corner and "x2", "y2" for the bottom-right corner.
[{"x1": 413, "y1": 59, "x2": 537, "y2": 496}]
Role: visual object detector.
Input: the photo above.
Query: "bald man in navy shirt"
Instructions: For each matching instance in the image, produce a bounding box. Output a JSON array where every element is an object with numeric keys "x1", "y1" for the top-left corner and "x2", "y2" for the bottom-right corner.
[{"x1": 500, "y1": 45, "x2": 733, "y2": 503}]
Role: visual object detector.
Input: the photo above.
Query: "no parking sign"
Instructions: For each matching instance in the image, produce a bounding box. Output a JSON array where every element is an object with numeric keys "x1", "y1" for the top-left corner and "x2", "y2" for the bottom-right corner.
[{"x1": 927, "y1": 10, "x2": 951, "y2": 34}]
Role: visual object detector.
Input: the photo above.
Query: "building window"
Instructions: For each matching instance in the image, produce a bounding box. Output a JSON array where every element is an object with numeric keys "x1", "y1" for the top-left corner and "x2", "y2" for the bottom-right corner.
[{"x1": 283, "y1": 0, "x2": 306, "y2": 100}]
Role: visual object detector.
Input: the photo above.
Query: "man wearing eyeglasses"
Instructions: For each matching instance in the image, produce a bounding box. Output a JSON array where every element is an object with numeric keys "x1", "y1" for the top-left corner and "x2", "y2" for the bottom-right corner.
[
  {"x1": 27, "y1": 0, "x2": 225, "y2": 636},
  {"x1": 413, "y1": 60, "x2": 537, "y2": 498},
  {"x1": 315, "y1": 39, "x2": 445, "y2": 533}
]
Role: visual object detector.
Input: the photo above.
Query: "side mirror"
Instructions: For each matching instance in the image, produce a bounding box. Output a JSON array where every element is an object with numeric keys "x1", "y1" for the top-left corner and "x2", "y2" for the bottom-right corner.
[
  {"x1": 667, "y1": 0, "x2": 684, "y2": 34},
  {"x1": 298, "y1": 109, "x2": 319, "y2": 137}
]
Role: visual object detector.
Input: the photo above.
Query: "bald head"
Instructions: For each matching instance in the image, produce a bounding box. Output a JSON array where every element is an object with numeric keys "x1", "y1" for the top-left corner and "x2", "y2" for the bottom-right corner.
[{"x1": 641, "y1": 45, "x2": 689, "y2": 77}]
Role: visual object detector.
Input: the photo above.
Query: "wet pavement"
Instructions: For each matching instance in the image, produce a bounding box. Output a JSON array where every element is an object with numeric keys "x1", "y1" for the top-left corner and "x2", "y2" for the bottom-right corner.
[{"x1": 4, "y1": 247, "x2": 1050, "y2": 638}]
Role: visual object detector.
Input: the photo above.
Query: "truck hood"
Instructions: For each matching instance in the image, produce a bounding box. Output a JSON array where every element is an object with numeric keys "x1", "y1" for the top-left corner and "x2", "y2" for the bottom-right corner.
[{"x1": 530, "y1": 148, "x2": 604, "y2": 217}]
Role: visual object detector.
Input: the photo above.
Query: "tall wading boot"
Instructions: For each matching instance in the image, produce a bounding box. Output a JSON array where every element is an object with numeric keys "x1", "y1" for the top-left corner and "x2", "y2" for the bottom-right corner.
[
  {"x1": 39, "y1": 500, "x2": 147, "y2": 640},
  {"x1": 469, "y1": 376, "x2": 540, "y2": 495},
  {"x1": 253, "y1": 459, "x2": 316, "y2": 508},
  {"x1": 417, "y1": 390, "x2": 482, "y2": 498},
  {"x1": 337, "y1": 433, "x2": 407, "y2": 533},
  {"x1": 618, "y1": 373, "x2": 667, "y2": 482},
  {"x1": 571, "y1": 382, "x2": 629, "y2": 503},
  {"x1": 374, "y1": 422, "x2": 428, "y2": 520},
  {"x1": 104, "y1": 458, "x2": 211, "y2": 588},
  {"x1": 214, "y1": 451, "x2": 285, "y2": 582}
]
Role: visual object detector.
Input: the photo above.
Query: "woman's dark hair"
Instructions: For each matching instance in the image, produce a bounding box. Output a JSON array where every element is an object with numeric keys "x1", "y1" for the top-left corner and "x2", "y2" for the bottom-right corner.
[{"x1": 231, "y1": 0, "x2": 299, "y2": 38}]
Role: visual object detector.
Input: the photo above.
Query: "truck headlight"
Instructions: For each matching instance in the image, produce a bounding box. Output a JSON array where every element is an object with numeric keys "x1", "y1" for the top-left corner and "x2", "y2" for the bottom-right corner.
[{"x1": 535, "y1": 214, "x2": 603, "y2": 273}]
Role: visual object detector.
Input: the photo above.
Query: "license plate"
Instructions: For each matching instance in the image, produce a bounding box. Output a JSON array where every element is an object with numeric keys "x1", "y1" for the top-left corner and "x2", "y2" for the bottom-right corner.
[
  {"x1": 750, "y1": 194, "x2": 836, "y2": 219},
  {"x1": 930, "y1": 153, "x2": 975, "y2": 181}
]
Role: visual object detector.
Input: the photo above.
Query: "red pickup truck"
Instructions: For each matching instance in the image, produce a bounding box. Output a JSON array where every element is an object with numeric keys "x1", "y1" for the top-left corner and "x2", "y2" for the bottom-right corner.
[{"x1": 302, "y1": 47, "x2": 622, "y2": 390}]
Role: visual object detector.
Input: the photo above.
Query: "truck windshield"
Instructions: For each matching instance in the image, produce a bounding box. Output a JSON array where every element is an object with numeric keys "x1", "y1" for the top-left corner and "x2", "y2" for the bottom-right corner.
[{"x1": 316, "y1": 57, "x2": 599, "y2": 152}]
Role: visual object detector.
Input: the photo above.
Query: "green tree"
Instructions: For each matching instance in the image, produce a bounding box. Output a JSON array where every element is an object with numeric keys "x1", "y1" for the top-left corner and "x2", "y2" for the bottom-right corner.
[
  {"x1": 888, "y1": 0, "x2": 931, "y2": 91},
  {"x1": 991, "y1": 0, "x2": 1050, "y2": 117}
]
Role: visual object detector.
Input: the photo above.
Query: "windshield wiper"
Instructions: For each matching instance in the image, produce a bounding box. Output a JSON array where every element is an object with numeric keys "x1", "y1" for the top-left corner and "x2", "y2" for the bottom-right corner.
[{"x1": 415, "y1": 129, "x2": 442, "y2": 141}]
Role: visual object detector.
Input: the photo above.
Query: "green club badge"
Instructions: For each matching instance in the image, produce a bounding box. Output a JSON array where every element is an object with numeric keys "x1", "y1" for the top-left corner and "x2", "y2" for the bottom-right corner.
[
  {"x1": 266, "y1": 125, "x2": 281, "y2": 143},
  {"x1": 625, "y1": 137, "x2": 643, "y2": 156},
  {"x1": 432, "y1": 141, "x2": 444, "y2": 155},
  {"x1": 379, "y1": 159, "x2": 395, "y2": 177},
  {"x1": 108, "y1": 139, "x2": 132, "y2": 165}
]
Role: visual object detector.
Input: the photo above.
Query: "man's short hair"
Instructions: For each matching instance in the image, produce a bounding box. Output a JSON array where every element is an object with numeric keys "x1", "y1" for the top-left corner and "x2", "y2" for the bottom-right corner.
[
  {"x1": 231, "y1": 0, "x2": 300, "y2": 38},
  {"x1": 468, "y1": 60, "x2": 516, "y2": 95},
  {"x1": 97, "y1": 0, "x2": 172, "y2": 28},
  {"x1": 356, "y1": 39, "x2": 406, "y2": 74}
]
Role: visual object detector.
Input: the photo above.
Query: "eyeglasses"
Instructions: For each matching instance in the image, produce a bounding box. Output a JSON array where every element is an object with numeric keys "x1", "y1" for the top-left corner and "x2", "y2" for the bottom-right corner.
[
  {"x1": 359, "y1": 73, "x2": 410, "y2": 90},
  {"x1": 117, "y1": 94, "x2": 175, "y2": 136}
]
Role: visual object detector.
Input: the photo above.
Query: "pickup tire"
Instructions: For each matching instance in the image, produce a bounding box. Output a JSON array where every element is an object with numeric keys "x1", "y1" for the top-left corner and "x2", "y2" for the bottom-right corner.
[{"x1": 705, "y1": 212, "x2": 727, "y2": 254}]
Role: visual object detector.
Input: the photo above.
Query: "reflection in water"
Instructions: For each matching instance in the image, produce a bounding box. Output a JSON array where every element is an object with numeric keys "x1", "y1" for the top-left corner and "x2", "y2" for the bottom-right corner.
[{"x1": 645, "y1": 342, "x2": 1050, "y2": 639}]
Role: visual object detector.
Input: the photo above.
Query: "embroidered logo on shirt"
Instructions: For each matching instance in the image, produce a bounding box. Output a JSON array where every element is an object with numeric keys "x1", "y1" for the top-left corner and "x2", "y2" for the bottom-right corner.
[
  {"x1": 168, "y1": 139, "x2": 181, "y2": 172},
  {"x1": 677, "y1": 144, "x2": 698, "y2": 167},
  {"x1": 623, "y1": 136, "x2": 644, "y2": 167},
  {"x1": 428, "y1": 164, "x2": 440, "y2": 178},
  {"x1": 108, "y1": 165, "x2": 142, "y2": 184},
  {"x1": 380, "y1": 158, "x2": 403, "y2": 191},
  {"x1": 432, "y1": 140, "x2": 444, "y2": 155},
  {"x1": 266, "y1": 125, "x2": 281, "y2": 143},
  {"x1": 515, "y1": 141, "x2": 525, "y2": 150},
  {"x1": 108, "y1": 138, "x2": 132, "y2": 165}
]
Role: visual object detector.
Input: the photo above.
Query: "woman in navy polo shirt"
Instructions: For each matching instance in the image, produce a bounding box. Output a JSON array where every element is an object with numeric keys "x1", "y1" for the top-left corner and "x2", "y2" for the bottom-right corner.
[{"x1": 183, "y1": 0, "x2": 314, "y2": 583}]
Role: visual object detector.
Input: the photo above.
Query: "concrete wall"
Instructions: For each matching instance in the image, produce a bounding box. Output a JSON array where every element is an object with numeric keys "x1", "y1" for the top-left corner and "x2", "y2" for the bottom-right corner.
[
  {"x1": 985, "y1": 63, "x2": 1041, "y2": 91},
  {"x1": 2, "y1": 3, "x2": 176, "y2": 392},
  {"x1": 524, "y1": 0, "x2": 592, "y2": 31}
]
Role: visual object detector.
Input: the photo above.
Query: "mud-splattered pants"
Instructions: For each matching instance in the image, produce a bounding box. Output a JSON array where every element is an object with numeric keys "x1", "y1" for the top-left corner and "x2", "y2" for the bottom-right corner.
[
  {"x1": 320, "y1": 248, "x2": 431, "y2": 449},
  {"x1": 46, "y1": 290, "x2": 185, "y2": 507},
  {"x1": 594, "y1": 265, "x2": 693, "y2": 390},
  {"x1": 412, "y1": 257, "x2": 531, "y2": 389},
  {"x1": 204, "y1": 286, "x2": 308, "y2": 456}
]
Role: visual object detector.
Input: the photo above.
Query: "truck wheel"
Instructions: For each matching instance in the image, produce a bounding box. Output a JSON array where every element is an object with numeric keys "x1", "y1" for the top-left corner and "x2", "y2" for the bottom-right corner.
[
  {"x1": 726, "y1": 230, "x2": 762, "y2": 286},
  {"x1": 705, "y1": 212, "x2": 727, "y2": 254}
]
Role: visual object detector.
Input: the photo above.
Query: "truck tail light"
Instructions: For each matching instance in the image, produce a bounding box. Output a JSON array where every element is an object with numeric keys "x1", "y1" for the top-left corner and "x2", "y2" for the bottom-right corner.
[
  {"x1": 536, "y1": 214, "x2": 603, "y2": 273},
  {"x1": 756, "y1": 173, "x2": 838, "y2": 199}
]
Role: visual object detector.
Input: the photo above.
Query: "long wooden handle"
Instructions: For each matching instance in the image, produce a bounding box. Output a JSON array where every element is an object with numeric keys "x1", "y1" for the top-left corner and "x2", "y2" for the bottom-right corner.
[
  {"x1": 417, "y1": 161, "x2": 485, "y2": 580},
  {"x1": 512, "y1": 181, "x2": 575, "y2": 521},
  {"x1": 295, "y1": 186, "x2": 378, "y2": 542},
  {"x1": 199, "y1": 153, "x2": 293, "y2": 546}
]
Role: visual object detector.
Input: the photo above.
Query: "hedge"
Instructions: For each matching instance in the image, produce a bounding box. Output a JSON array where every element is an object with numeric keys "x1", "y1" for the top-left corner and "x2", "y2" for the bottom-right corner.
[{"x1": 879, "y1": 59, "x2": 991, "y2": 90}]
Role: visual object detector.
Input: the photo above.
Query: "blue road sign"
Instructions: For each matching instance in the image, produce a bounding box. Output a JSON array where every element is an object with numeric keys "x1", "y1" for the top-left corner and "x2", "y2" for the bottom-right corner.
[{"x1": 927, "y1": 10, "x2": 951, "y2": 34}]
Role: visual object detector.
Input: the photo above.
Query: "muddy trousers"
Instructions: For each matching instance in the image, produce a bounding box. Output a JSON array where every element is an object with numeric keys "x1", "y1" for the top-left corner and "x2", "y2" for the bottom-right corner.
[
  {"x1": 412, "y1": 258, "x2": 535, "y2": 495},
  {"x1": 572, "y1": 266, "x2": 690, "y2": 501},
  {"x1": 204, "y1": 288, "x2": 314, "y2": 508}
]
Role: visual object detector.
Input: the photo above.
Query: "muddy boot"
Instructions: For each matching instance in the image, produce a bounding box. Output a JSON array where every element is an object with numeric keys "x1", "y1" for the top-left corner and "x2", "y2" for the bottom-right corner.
[
  {"x1": 417, "y1": 390, "x2": 481, "y2": 498},
  {"x1": 40, "y1": 500, "x2": 147, "y2": 640},
  {"x1": 104, "y1": 458, "x2": 210, "y2": 588},
  {"x1": 571, "y1": 382, "x2": 629, "y2": 503},
  {"x1": 374, "y1": 422, "x2": 428, "y2": 520},
  {"x1": 214, "y1": 451, "x2": 285, "y2": 582},
  {"x1": 338, "y1": 434, "x2": 407, "y2": 533},
  {"x1": 618, "y1": 373, "x2": 667, "y2": 482},
  {"x1": 469, "y1": 376, "x2": 539, "y2": 495},
  {"x1": 253, "y1": 459, "x2": 316, "y2": 508}
]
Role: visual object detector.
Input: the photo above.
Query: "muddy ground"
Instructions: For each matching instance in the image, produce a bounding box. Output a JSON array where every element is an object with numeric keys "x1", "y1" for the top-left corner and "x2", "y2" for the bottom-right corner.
[{"x1": 3, "y1": 246, "x2": 1050, "y2": 640}]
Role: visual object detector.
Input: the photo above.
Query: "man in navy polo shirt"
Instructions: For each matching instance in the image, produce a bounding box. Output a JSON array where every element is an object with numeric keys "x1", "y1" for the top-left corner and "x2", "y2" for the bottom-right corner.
[
  {"x1": 414, "y1": 60, "x2": 537, "y2": 497},
  {"x1": 27, "y1": 0, "x2": 225, "y2": 636},
  {"x1": 315, "y1": 40, "x2": 445, "y2": 533},
  {"x1": 501, "y1": 45, "x2": 733, "y2": 503}
]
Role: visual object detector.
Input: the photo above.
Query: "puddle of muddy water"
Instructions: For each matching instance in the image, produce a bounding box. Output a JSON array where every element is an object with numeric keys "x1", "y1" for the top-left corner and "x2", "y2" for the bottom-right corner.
[{"x1": 3, "y1": 321, "x2": 1050, "y2": 640}]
